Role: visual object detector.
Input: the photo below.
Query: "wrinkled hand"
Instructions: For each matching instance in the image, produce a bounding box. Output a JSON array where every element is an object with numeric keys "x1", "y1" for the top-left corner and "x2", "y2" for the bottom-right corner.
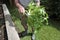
[{"x1": 18, "y1": 5, "x2": 25, "y2": 14}]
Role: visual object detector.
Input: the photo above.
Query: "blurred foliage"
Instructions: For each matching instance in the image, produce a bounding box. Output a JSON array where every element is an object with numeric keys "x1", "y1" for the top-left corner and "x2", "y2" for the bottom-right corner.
[
  {"x1": 41, "y1": 0, "x2": 60, "y2": 19},
  {"x1": 5, "y1": 0, "x2": 60, "y2": 19},
  {"x1": 26, "y1": 2, "x2": 48, "y2": 31}
]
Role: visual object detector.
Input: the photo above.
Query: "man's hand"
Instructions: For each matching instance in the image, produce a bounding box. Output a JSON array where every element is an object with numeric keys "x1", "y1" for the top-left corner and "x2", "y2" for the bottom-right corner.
[
  {"x1": 18, "y1": 5, "x2": 25, "y2": 13},
  {"x1": 15, "y1": 0, "x2": 25, "y2": 14}
]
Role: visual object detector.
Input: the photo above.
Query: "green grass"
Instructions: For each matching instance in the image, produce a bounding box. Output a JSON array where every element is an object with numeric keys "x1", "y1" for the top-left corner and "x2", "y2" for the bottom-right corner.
[{"x1": 9, "y1": 7, "x2": 60, "y2": 40}]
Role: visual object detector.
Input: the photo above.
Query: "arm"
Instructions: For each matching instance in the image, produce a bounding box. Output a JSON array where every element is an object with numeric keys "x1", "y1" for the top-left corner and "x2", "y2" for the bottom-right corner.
[
  {"x1": 15, "y1": 0, "x2": 21, "y2": 8},
  {"x1": 15, "y1": 0, "x2": 25, "y2": 13}
]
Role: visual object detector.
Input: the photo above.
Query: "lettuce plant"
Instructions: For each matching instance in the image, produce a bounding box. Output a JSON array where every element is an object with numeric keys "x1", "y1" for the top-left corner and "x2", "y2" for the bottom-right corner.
[{"x1": 26, "y1": 2, "x2": 48, "y2": 31}]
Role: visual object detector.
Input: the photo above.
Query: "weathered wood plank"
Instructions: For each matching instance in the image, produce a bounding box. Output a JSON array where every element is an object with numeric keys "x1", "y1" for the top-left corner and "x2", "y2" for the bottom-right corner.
[{"x1": 2, "y1": 4, "x2": 20, "y2": 40}]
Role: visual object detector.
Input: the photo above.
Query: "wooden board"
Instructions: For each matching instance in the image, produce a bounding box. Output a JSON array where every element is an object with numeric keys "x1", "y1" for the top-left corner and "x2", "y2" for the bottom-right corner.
[{"x1": 2, "y1": 4, "x2": 20, "y2": 40}]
